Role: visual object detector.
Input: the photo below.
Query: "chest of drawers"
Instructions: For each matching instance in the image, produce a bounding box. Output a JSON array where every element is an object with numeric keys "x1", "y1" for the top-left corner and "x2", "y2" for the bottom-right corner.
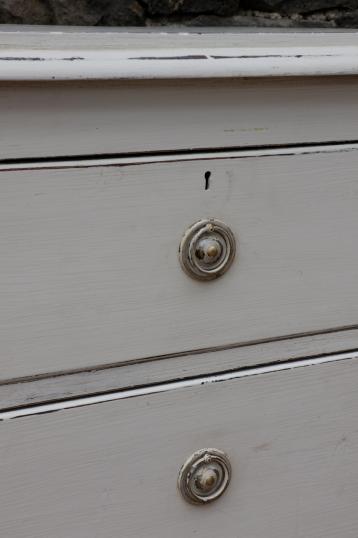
[{"x1": 1, "y1": 27, "x2": 358, "y2": 538}]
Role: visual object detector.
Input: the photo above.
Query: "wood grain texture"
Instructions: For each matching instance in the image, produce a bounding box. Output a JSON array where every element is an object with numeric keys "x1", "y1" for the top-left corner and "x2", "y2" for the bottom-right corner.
[
  {"x1": 1, "y1": 77, "x2": 358, "y2": 160},
  {"x1": 1, "y1": 147, "x2": 358, "y2": 380},
  {"x1": 1, "y1": 328, "x2": 358, "y2": 410},
  {"x1": 1, "y1": 358, "x2": 358, "y2": 537}
]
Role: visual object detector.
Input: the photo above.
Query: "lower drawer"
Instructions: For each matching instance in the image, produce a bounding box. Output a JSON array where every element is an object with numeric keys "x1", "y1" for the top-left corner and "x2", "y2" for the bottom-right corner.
[{"x1": 1, "y1": 356, "x2": 357, "y2": 538}]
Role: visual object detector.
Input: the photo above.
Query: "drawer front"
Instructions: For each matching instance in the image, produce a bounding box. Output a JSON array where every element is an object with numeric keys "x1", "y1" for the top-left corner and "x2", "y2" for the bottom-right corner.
[
  {"x1": 1, "y1": 77, "x2": 358, "y2": 160},
  {"x1": 1, "y1": 147, "x2": 358, "y2": 380},
  {"x1": 1, "y1": 357, "x2": 358, "y2": 537}
]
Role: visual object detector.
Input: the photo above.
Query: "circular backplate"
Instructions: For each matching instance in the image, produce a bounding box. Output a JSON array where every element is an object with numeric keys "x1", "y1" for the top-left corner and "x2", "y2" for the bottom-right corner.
[
  {"x1": 179, "y1": 219, "x2": 236, "y2": 281},
  {"x1": 178, "y1": 448, "x2": 232, "y2": 505}
]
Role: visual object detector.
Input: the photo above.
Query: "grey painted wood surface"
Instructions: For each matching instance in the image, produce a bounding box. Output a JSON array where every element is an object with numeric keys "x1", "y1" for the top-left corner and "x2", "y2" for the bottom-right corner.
[
  {"x1": 1, "y1": 27, "x2": 358, "y2": 51},
  {"x1": 1, "y1": 77, "x2": 358, "y2": 160},
  {"x1": 1, "y1": 357, "x2": 358, "y2": 537},
  {"x1": 2, "y1": 147, "x2": 358, "y2": 381},
  {"x1": 2, "y1": 328, "x2": 358, "y2": 410}
]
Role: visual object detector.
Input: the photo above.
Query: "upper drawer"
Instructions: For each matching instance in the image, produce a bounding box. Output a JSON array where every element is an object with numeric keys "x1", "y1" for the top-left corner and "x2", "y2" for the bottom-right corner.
[
  {"x1": 1, "y1": 145, "x2": 358, "y2": 381},
  {"x1": 1, "y1": 76, "x2": 358, "y2": 160},
  {"x1": 2, "y1": 30, "x2": 358, "y2": 160}
]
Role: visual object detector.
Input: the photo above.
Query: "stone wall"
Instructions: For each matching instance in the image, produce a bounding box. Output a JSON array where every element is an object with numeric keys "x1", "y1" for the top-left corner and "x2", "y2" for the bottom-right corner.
[{"x1": 0, "y1": 0, "x2": 358, "y2": 27}]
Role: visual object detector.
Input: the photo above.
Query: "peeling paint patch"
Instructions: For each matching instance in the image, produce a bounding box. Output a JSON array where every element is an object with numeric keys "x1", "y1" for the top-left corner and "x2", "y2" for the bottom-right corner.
[
  {"x1": 0, "y1": 56, "x2": 46, "y2": 61},
  {"x1": 129, "y1": 54, "x2": 208, "y2": 60},
  {"x1": 129, "y1": 53, "x2": 338, "y2": 62},
  {"x1": 61, "y1": 57, "x2": 85, "y2": 61},
  {"x1": 211, "y1": 54, "x2": 337, "y2": 59},
  {"x1": 0, "y1": 56, "x2": 85, "y2": 62}
]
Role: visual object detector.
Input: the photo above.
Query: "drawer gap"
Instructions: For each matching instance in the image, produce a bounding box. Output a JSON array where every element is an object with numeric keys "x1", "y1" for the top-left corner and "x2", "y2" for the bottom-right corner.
[{"x1": 1, "y1": 138, "x2": 358, "y2": 168}]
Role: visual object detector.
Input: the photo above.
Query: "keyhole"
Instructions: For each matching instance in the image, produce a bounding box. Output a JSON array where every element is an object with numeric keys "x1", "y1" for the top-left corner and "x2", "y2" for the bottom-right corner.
[{"x1": 204, "y1": 171, "x2": 211, "y2": 190}]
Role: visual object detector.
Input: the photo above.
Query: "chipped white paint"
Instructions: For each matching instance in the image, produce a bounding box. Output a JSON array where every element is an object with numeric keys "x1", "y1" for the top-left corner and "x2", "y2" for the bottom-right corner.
[
  {"x1": 1, "y1": 350, "x2": 356, "y2": 420},
  {"x1": 1, "y1": 28, "x2": 358, "y2": 80},
  {"x1": 1, "y1": 46, "x2": 358, "y2": 80},
  {"x1": 2, "y1": 327, "x2": 358, "y2": 410}
]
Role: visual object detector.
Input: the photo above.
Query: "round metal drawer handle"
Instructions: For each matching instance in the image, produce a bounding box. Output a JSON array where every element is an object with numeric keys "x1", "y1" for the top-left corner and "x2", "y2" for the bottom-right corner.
[
  {"x1": 178, "y1": 448, "x2": 232, "y2": 505},
  {"x1": 179, "y1": 219, "x2": 236, "y2": 281}
]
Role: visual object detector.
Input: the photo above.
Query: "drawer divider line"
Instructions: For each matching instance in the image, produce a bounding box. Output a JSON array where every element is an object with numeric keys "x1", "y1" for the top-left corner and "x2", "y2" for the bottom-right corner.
[{"x1": 1, "y1": 350, "x2": 357, "y2": 422}]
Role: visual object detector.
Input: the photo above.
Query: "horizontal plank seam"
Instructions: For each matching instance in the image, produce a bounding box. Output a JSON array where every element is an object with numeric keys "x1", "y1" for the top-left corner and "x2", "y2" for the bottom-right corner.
[{"x1": 1, "y1": 351, "x2": 357, "y2": 421}]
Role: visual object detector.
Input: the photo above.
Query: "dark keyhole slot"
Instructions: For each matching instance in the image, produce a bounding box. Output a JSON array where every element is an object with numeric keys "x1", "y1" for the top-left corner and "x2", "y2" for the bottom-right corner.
[{"x1": 204, "y1": 171, "x2": 211, "y2": 190}]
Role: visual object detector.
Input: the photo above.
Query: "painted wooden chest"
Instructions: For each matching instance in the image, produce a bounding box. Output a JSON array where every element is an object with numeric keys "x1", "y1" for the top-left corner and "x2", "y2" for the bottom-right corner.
[{"x1": 1, "y1": 27, "x2": 358, "y2": 537}]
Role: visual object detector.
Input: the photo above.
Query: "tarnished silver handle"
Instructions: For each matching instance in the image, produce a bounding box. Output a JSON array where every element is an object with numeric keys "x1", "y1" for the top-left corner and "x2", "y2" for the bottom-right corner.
[
  {"x1": 178, "y1": 448, "x2": 232, "y2": 505},
  {"x1": 179, "y1": 219, "x2": 236, "y2": 281}
]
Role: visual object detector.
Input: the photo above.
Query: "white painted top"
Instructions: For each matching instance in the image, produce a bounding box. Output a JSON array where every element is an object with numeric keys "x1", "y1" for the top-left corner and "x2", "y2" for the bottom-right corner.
[{"x1": 1, "y1": 26, "x2": 358, "y2": 80}]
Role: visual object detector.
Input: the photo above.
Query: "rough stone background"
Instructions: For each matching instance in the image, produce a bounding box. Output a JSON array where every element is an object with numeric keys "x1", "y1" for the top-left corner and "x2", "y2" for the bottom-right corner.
[{"x1": 1, "y1": 0, "x2": 358, "y2": 27}]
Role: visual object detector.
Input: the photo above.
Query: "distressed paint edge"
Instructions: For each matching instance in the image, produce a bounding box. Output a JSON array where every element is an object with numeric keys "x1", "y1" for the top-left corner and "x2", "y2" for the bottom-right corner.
[
  {"x1": 1, "y1": 351, "x2": 357, "y2": 421},
  {"x1": 1, "y1": 326, "x2": 358, "y2": 412},
  {"x1": 1, "y1": 45, "x2": 358, "y2": 80}
]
